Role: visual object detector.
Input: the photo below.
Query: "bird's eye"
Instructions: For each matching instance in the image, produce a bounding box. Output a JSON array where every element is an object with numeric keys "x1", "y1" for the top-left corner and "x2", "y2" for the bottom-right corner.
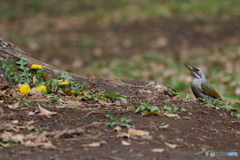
[{"x1": 194, "y1": 68, "x2": 199, "y2": 72}]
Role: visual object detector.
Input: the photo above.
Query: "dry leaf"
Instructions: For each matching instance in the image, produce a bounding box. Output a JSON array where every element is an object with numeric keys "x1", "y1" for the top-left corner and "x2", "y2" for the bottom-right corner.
[
  {"x1": 128, "y1": 128, "x2": 150, "y2": 136},
  {"x1": 113, "y1": 126, "x2": 122, "y2": 132},
  {"x1": 98, "y1": 100, "x2": 112, "y2": 106},
  {"x1": 25, "y1": 120, "x2": 35, "y2": 125},
  {"x1": 41, "y1": 73, "x2": 53, "y2": 81},
  {"x1": 38, "y1": 104, "x2": 57, "y2": 116},
  {"x1": 117, "y1": 132, "x2": 130, "y2": 138},
  {"x1": 159, "y1": 124, "x2": 170, "y2": 129},
  {"x1": 151, "y1": 148, "x2": 165, "y2": 153},
  {"x1": 65, "y1": 100, "x2": 83, "y2": 107},
  {"x1": 122, "y1": 140, "x2": 131, "y2": 146},
  {"x1": 7, "y1": 101, "x2": 20, "y2": 109},
  {"x1": 0, "y1": 90, "x2": 7, "y2": 97},
  {"x1": 11, "y1": 120, "x2": 19, "y2": 124},
  {"x1": 30, "y1": 87, "x2": 42, "y2": 97},
  {"x1": 82, "y1": 142, "x2": 101, "y2": 147},
  {"x1": 61, "y1": 89, "x2": 73, "y2": 96},
  {"x1": 0, "y1": 82, "x2": 9, "y2": 90},
  {"x1": 32, "y1": 75, "x2": 37, "y2": 84},
  {"x1": 25, "y1": 141, "x2": 56, "y2": 149},
  {"x1": 163, "y1": 113, "x2": 180, "y2": 118},
  {"x1": 142, "y1": 110, "x2": 160, "y2": 116},
  {"x1": 164, "y1": 142, "x2": 180, "y2": 149}
]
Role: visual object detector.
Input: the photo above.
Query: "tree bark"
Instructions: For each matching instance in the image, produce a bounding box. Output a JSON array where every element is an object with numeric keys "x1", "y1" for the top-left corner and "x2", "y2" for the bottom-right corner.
[{"x1": 0, "y1": 38, "x2": 173, "y2": 98}]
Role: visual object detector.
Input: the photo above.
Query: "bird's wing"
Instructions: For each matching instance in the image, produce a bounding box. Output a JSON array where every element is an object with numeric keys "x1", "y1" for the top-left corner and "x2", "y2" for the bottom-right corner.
[{"x1": 201, "y1": 82, "x2": 223, "y2": 100}]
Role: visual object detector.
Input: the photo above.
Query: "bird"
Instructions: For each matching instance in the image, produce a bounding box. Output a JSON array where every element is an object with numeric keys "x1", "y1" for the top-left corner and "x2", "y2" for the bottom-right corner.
[{"x1": 185, "y1": 64, "x2": 223, "y2": 102}]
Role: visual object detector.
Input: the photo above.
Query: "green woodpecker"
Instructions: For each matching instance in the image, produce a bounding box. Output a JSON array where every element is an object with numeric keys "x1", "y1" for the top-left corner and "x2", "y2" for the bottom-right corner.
[{"x1": 185, "y1": 64, "x2": 223, "y2": 102}]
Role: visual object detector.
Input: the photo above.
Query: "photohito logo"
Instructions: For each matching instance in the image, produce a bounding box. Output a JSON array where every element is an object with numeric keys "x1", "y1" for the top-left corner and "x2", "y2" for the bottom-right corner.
[{"x1": 209, "y1": 151, "x2": 238, "y2": 157}]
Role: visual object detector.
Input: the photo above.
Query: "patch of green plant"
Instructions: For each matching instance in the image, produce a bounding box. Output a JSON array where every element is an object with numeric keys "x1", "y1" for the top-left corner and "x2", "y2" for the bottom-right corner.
[
  {"x1": 1, "y1": 56, "x2": 42, "y2": 84},
  {"x1": 1, "y1": 59, "x2": 19, "y2": 83},
  {"x1": 168, "y1": 90, "x2": 190, "y2": 101},
  {"x1": 81, "y1": 35, "x2": 98, "y2": 49},
  {"x1": 135, "y1": 103, "x2": 160, "y2": 114},
  {"x1": 2, "y1": 138, "x2": 19, "y2": 143},
  {"x1": 200, "y1": 147, "x2": 211, "y2": 156},
  {"x1": 15, "y1": 56, "x2": 32, "y2": 83},
  {"x1": 199, "y1": 98, "x2": 233, "y2": 109},
  {"x1": 163, "y1": 105, "x2": 186, "y2": 111},
  {"x1": 34, "y1": 128, "x2": 45, "y2": 135},
  {"x1": 105, "y1": 114, "x2": 132, "y2": 128},
  {"x1": 182, "y1": 117, "x2": 191, "y2": 120},
  {"x1": 103, "y1": 93, "x2": 130, "y2": 99},
  {"x1": 20, "y1": 98, "x2": 31, "y2": 106}
]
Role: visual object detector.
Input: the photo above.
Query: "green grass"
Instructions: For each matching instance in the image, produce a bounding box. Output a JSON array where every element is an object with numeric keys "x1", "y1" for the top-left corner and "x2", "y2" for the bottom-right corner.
[{"x1": 1, "y1": 0, "x2": 240, "y2": 23}]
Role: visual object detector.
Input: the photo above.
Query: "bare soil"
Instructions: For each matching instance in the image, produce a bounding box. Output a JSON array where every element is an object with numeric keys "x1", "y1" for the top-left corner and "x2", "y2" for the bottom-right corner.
[{"x1": 0, "y1": 88, "x2": 239, "y2": 160}]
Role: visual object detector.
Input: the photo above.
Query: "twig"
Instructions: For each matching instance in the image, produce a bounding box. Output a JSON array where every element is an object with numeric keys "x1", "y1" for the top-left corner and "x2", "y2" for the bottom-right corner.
[{"x1": 79, "y1": 122, "x2": 106, "y2": 128}]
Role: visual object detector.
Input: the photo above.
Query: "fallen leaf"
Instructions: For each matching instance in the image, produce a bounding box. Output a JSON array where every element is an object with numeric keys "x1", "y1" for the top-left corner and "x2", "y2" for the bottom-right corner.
[
  {"x1": 164, "y1": 142, "x2": 180, "y2": 149},
  {"x1": 32, "y1": 75, "x2": 38, "y2": 84},
  {"x1": 0, "y1": 82, "x2": 9, "y2": 90},
  {"x1": 122, "y1": 140, "x2": 131, "y2": 146},
  {"x1": 113, "y1": 126, "x2": 122, "y2": 132},
  {"x1": 7, "y1": 101, "x2": 20, "y2": 109},
  {"x1": 142, "y1": 110, "x2": 160, "y2": 116},
  {"x1": 38, "y1": 104, "x2": 57, "y2": 116},
  {"x1": 25, "y1": 141, "x2": 56, "y2": 149},
  {"x1": 0, "y1": 90, "x2": 7, "y2": 97},
  {"x1": 41, "y1": 73, "x2": 53, "y2": 81},
  {"x1": 11, "y1": 120, "x2": 19, "y2": 124},
  {"x1": 25, "y1": 120, "x2": 35, "y2": 125},
  {"x1": 151, "y1": 148, "x2": 165, "y2": 153},
  {"x1": 30, "y1": 87, "x2": 42, "y2": 97},
  {"x1": 117, "y1": 132, "x2": 130, "y2": 138},
  {"x1": 128, "y1": 128, "x2": 150, "y2": 136},
  {"x1": 61, "y1": 89, "x2": 73, "y2": 96},
  {"x1": 82, "y1": 142, "x2": 101, "y2": 147},
  {"x1": 65, "y1": 100, "x2": 83, "y2": 107},
  {"x1": 28, "y1": 111, "x2": 35, "y2": 116},
  {"x1": 163, "y1": 113, "x2": 180, "y2": 118},
  {"x1": 159, "y1": 124, "x2": 169, "y2": 129}
]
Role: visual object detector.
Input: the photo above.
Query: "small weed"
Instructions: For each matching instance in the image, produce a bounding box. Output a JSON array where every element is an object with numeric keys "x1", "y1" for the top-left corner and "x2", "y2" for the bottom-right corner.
[
  {"x1": 2, "y1": 138, "x2": 19, "y2": 143},
  {"x1": 168, "y1": 90, "x2": 189, "y2": 101},
  {"x1": 199, "y1": 98, "x2": 233, "y2": 110},
  {"x1": 135, "y1": 103, "x2": 160, "y2": 114},
  {"x1": 105, "y1": 114, "x2": 132, "y2": 128},
  {"x1": 103, "y1": 93, "x2": 130, "y2": 99},
  {"x1": 34, "y1": 128, "x2": 45, "y2": 135},
  {"x1": 201, "y1": 147, "x2": 210, "y2": 156},
  {"x1": 21, "y1": 98, "x2": 31, "y2": 106},
  {"x1": 163, "y1": 105, "x2": 186, "y2": 111}
]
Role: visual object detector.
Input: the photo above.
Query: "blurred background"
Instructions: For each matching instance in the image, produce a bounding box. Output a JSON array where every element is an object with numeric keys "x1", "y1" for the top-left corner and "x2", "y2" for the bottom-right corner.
[{"x1": 1, "y1": 0, "x2": 240, "y2": 101}]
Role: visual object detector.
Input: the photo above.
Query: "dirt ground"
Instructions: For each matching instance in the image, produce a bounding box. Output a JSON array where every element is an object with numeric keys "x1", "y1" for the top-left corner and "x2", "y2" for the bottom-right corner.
[
  {"x1": 0, "y1": 84, "x2": 239, "y2": 160},
  {"x1": 1, "y1": 18, "x2": 240, "y2": 160}
]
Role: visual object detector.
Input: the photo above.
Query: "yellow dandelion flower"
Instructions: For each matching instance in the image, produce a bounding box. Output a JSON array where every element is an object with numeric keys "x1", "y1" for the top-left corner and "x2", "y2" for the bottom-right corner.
[
  {"x1": 31, "y1": 64, "x2": 43, "y2": 69},
  {"x1": 59, "y1": 81, "x2": 70, "y2": 85},
  {"x1": 19, "y1": 84, "x2": 31, "y2": 94},
  {"x1": 37, "y1": 85, "x2": 47, "y2": 92}
]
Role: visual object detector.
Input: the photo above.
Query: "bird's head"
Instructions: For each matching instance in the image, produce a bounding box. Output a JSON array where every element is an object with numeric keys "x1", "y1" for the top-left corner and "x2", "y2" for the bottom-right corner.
[{"x1": 185, "y1": 64, "x2": 206, "y2": 79}]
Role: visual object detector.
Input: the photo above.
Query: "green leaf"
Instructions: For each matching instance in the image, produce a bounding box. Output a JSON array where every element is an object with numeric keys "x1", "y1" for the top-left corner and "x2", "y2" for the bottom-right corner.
[
  {"x1": 120, "y1": 124, "x2": 132, "y2": 128},
  {"x1": 119, "y1": 117, "x2": 132, "y2": 122},
  {"x1": 104, "y1": 93, "x2": 130, "y2": 99},
  {"x1": 106, "y1": 114, "x2": 116, "y2": 121},
  {"x1": 234, "y1": 114, "x2": 240, "y2": 118},
  {"x1": 182, "y1": 117, "x2": 191, "y2": 120},
  {"x1": 5, "y1": 144, "x2": 14, "y2": 148}
]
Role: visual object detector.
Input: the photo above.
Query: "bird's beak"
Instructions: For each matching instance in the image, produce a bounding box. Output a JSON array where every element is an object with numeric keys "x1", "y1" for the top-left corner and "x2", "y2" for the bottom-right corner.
[{"x1": 185, "y1": 64, "x2": 194, "y2": 71}]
